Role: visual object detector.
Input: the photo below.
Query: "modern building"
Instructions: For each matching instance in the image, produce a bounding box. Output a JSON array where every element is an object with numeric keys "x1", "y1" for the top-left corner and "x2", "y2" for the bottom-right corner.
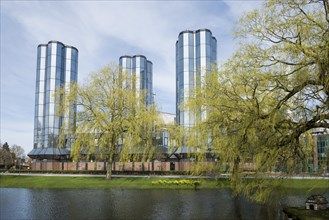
[
  {"x1": 28, "y1": 41, "x2": 78, "y2": 160},
  {"x1": 176, "y1": 29, "x2": 217, "y2": 127},
  {"x1": 311, "y1": 128, "x2": 329, "y2": 172},
  {"x1": 119, "y1": 55, "x2": 153, "y2": 105}
]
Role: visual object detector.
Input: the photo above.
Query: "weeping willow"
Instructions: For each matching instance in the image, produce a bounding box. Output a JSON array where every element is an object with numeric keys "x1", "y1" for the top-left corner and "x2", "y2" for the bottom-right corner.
[
  {"x1": 57, "y1": 64, "x2": 161, "y2": 179},
  {"x1": 184, "y1": 0, "x2": 328, "y2": 203}
]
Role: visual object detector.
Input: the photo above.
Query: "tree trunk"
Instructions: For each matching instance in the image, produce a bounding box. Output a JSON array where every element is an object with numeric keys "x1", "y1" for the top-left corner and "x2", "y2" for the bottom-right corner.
[
  {"x1": 231, "y1": 157, "x2": 241, "y2": 192},
  {"x1": 106, "y1": 160, "x2": 112, "y2": 180}
]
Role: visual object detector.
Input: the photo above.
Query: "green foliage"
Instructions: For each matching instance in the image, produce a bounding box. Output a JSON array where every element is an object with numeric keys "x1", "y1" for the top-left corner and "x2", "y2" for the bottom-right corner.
[
  {"x1": 185, "y1": 0, "x2": 329, "y2": 203},
  {"x1": 57, "y1": 64, "x2": 161, "y2": 179},
  {"x1": 189, "y1": 162, "x2": 221, "y2": 176},
  {"x1": 0, "y1": 142, "x2": 15, "y2": 169},
  {"x1": 167, "y1": 122, "x2": 186, "y2": 155},
  {"x1": 152, "y1": 179, "x2": 201, "y2": 189}
]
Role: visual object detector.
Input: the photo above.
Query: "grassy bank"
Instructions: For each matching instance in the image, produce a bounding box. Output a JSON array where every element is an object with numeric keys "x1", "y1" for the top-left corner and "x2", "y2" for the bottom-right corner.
[
  {"x1": 0, "y1": 175, "x2": 229, "y2": 189},
  {"x1": 283, "y1": 207, "x2": 329, "y2": 220},
  {"x1": 0, "y1": 175, "x2": 328, "y2": 190}
]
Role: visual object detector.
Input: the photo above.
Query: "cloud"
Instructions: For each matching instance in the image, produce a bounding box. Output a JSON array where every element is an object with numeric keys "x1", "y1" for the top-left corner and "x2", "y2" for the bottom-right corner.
[{"x1": 1, "y1": 0, "x2": 262, "y2": 154}]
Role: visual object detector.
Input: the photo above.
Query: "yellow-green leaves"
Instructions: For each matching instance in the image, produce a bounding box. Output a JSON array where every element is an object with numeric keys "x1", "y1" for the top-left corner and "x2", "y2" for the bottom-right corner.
[
  {"x1": 185, "y1": 0, "x2": 328, "y2": 202},
  {"x1": 58, "y1": 64, "x2": 160, "y2": 178}
]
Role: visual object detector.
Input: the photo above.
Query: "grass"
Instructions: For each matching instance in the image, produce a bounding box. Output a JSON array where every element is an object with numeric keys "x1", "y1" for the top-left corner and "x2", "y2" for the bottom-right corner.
[
  {"x1": 0, "y1": 175, "x2": 229, "y2": 189},
  {"x1": 278, "y1": 179, "x2": 329, "y2": 190},
  {"x1": 0, "y1": 175, "x2": 328, "y2": 190},
  {"x1": 283, "y1": 207, "x2": 329, "y2": 220}
]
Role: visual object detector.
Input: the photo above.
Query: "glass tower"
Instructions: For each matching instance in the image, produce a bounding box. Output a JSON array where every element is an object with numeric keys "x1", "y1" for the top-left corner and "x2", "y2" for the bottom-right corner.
[
  {"x1": 176, "y1": 29, "x2": 217, "y2": 127},
  {"x1": 119, "y1": 55, "x2": 153, "y2": 105},
  {"x1": 28, "y1": 41, "x2": 78, "y2": 160}
]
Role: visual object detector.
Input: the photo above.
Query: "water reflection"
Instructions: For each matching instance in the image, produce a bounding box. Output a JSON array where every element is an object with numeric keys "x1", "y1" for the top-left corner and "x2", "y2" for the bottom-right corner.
[{"x1": 1, "y1": 188, "x2": 327, "y2": 220}]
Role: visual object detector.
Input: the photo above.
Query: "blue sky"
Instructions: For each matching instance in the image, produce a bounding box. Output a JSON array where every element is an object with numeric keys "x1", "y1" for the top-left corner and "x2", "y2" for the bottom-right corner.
[{"x1": 1, "y1": 1, "x2": 263, "y2": 155}]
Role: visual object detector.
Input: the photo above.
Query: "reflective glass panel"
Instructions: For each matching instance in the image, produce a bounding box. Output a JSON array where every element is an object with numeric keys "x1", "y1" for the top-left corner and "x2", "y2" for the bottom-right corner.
[
  {"x1": 56, "y1": 55, "x2": 62, "y2": 67},
  {"x1": 196, "y1": 32, "x2": 200, "y2": 44},
  {"x1": 46, "y1": 54, "x2": 51, "y2": 67},
  {"x1": 189, "y1": 33, "x2": 194, "y2": 46},
  {"x1": 47, "y1": 44, "x2": 52, "y2": 56},
  {"x1": 200, "y1": 31, "x2": 206, "y2": 44},
  {"x1": 206, "y1": 31, "x2": 211, "y2": 45},
  {"x1": 135, "y1": 57, "x2": 140, "y2": 68},
  {"x1": 189, "y1": 46, "x2": 194, "y2": 59},
  {"x1": 72, "y1": 50, "x2": 78, "y2": 62},
  {"x1": 50, "y1": 55, "x2": 57, "y2": 67},
  {"x1": 51, "y1": 43, "x2": 58, "y2": 55},
  {"x1": 57, "y1": 43, "x2": 63, "y2": 55},
  {"x1": 183, "y1": 33, "x2": 189, "y2": 46},
  {"x1": 183, "y1": 46, "x2": 189, "y2": 59},
  {"x1": 40, "y1": 46, "x2": 47, "y2": 57},
  {"x1": 196, "y1": 45, "x2": 200, "y2": 58},
  {"x1": 39, "y1": 69, "x2": 45, "y2": 81},
  {"x1": 49, "y1": 79, "x2": 56, "y2": 92},
  {"x1": 50, "y1": 67, "x2": 56, "y2": 79},
  {"x1": 65, "y1": 59, "x2": 71, "y2": 72},
  {"x1": 66, "y1": 48, "x2": 72, "y2": 60},
  {"x1": 179, "y1": 34, "x2": 183, "y2": 48}
]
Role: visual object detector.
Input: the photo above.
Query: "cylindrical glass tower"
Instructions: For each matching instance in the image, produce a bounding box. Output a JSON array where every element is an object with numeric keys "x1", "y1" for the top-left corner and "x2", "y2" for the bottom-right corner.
[
  {"x1": 29, "y1": 41, "x2": 78, "y2": 160},
  {"x1": 119, "y1": 55, "x2": 153, "y2": 105},
  {"x1": 176, "y1": 29, "x2": 217, "y2": 127}
]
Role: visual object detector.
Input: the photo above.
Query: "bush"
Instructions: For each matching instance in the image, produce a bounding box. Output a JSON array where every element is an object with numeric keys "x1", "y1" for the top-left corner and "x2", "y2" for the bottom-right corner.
[{"x1": 151, "y1": 179, "x2": 201, "y2": 189}]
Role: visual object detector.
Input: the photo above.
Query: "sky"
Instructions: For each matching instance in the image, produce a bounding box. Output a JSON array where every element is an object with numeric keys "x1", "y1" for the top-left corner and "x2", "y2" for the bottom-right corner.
[{"x1": 1, "y1": 0, "x2": 263, "y2": 156}]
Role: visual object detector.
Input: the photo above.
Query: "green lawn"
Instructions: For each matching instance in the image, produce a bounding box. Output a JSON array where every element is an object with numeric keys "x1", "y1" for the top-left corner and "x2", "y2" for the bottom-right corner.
[
  {"x1": 0, "y1": 175, "x2": 229, "y2": 189},
  {"x1": 0, "y1": 175, "x2": 328, "y2": 190},
  {"x1": 279, "y1": 179, "x2": 329, "y2": 190},
  {"x1": 283, "y1": 207, "x2": 329, "y2": 220}
]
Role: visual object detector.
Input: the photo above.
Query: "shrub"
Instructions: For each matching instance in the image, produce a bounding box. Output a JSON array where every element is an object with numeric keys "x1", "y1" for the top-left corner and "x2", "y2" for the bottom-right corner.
[{"x1": 151, "y1": 179, "x2": 201, "y2": 189}]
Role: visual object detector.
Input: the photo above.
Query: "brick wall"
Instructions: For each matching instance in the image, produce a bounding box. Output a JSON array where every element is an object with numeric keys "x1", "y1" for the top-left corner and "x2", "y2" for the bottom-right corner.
[
  {"x1": 30, "y1": 161, "x2": 240, "y2": 172},
  {"x1": 87, "y1": 162, "x2": 95, "y2": 171},
  {"x1": 95, "y1": 162, "x2": 105, "y2": 171}
]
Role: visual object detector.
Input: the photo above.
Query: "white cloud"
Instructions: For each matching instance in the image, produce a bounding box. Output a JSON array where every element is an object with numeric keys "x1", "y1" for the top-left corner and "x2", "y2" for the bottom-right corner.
[{"x1": 1, "y1": 0, "x2": 262, "y2": 153}]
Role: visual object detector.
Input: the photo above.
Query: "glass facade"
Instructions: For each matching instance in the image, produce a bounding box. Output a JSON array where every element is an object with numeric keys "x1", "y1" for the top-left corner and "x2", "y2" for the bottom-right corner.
[
  {"x1": 29, "y1": 41, "x2": 78, "y2": 160},
  {"x1": 176, "y1": 29, "x2": 217, "y2": 127},
  {"x1": 119, "y1": 55, "x2": 153, "y2": 105},
  {"x1": 317, "y1": 134, "x2": 329, "y2": 164}
]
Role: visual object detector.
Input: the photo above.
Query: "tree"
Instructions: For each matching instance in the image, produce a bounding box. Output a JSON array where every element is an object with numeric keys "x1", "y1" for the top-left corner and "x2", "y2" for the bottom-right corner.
[
  {"x1": 167, "y1": 122, "x2": 186, "y2": 159},
  {"x1": 10, "y1": 145, "x2": 25, "y2": 160},
  {"x1": 0, "y1": 142, "x2": 14, "y2": 169},
  {"x1": 58, "y1": 64, "x2": 160, "y2": 179},
  {"x1": 187, "y1": 0, "x2": 329, "y2": 202}
]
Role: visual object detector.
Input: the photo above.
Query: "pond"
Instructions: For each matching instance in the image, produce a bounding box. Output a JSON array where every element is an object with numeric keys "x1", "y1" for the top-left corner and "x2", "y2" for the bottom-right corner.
[{"x1": 1, "y1": 188, "x2": 327, "y2": 219}]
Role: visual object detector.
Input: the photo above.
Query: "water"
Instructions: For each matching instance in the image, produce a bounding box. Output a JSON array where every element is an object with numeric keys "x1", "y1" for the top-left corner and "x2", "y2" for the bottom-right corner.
[{"x1": 0, "y1": 188, "x2": 327, "y2": 220}]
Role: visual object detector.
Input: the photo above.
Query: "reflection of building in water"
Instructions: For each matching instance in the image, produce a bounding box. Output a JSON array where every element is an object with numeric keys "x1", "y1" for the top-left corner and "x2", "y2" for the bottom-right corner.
[{"x1": 28, "y1": 41, "x2": 78, "y2": 161}]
